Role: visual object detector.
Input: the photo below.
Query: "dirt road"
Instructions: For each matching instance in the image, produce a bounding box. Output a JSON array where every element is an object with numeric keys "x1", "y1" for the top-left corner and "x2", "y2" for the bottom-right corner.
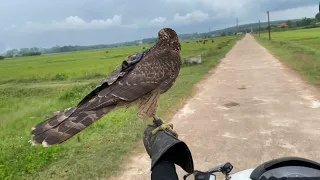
[{"x1": 109, "y1": 34, "x2": 320, "y2": 179}]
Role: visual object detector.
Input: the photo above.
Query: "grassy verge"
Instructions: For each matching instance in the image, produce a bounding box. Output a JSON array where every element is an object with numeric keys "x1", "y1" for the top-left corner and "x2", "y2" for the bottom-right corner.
[
  {"x1": 0, "y1": 36, "x2": 241, "y2": 180},
  {"x1": 255, "y1": 37, "x2": 320, "y2": 86}
]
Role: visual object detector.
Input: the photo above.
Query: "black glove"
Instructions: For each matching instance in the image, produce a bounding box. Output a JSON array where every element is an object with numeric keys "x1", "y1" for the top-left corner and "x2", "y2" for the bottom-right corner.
[{"x1": 143, "y1": 119, "x2": 194, "y2": 173}]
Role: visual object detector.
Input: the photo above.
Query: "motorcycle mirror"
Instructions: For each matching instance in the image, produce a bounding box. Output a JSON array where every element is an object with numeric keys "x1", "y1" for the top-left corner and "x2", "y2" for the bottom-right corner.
[{"x1": 184, "y1": 171, "x2": 216, "y2": 180}]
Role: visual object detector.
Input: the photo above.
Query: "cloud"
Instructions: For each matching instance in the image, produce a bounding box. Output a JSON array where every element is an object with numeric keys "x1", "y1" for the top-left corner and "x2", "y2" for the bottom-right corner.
[
  {"x1": 148, "y1": 11, "x2": 210, "y2": 27},
  {"x1": 173, "y1": 10, "x2": 209, "y2": 24},
  {"x1": 165, "y1": 0, "x2": 319, "y2": 19},
  {"x1": 14, "y1": 11, "x2": 210, "y2": 32},
  {"x1": 0, "y1": 0, "x2": 319, "y2": 50},
  {"x1": 150, "y1": 17, "x2": 167, "y2": 25},
  {"x1": 18, "y1": 15, "x2": 123, "y2": 32}
]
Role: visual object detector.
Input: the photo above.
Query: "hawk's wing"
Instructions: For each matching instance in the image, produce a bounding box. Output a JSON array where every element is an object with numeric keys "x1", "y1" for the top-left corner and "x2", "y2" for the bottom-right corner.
[
  {"x1": 97, "y1": 49, "x2": 151, "y2": 86},
  {"x1": 77, "y1": 48, "x2": 181, "y2": 112},
  {"x1": 159, "y1": 70, "x2": 180, "y2": 94},
  {"x1": 108, "y1": 48, "x2": 181, "y2": 102},
  {"x1": 77, "y1": 49, "x2": 150, "y2": 107}
]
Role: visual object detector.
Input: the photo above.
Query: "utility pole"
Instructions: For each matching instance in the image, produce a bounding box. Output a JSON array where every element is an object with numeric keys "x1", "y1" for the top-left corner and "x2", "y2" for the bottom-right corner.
[
  {"x1": 236, "y1": 18, "x2": 239, "y2": 33},
  {"x1": 259, "y1": 20, "x2": 261, "y2": 37},
  {"x1": 267, "y1": 11, "x2": 271, "y2": 40}
]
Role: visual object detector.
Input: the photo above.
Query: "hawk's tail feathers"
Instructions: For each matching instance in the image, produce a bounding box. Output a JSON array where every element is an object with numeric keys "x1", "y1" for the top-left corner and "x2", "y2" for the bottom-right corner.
[
  {"x1": 30, "y1": 105, "x2": 116, "y2": 147},
  {"x1": 31, "y1": 107, "x2": 77, "y2": 135}
]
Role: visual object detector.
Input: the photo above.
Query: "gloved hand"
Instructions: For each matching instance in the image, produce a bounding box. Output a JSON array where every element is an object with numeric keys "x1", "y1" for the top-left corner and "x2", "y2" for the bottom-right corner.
[{"x1": 143, "y1": 119, "x2": 194, "y2": 173}]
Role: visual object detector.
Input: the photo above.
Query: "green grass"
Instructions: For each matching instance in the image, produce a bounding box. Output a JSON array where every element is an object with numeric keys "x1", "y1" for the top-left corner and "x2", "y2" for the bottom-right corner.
[
  {"x1": 256, "y1": 28, "x2": 320, "y2": 85},
  {"x1": 0, "y1": 36, "x2": 242, "y2": 180}
]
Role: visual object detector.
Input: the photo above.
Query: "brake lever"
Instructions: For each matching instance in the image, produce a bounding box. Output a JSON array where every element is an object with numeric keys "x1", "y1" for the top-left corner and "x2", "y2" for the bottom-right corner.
[
  {"x1": 208, "y1": 164, "x2": 223, "y2": 173},
  {"x1": 184, "y1": 162, "x2": 234, "y2": 180},
  {"x1": 208, "y1": 162, "x2": 233, "y2": 180}
]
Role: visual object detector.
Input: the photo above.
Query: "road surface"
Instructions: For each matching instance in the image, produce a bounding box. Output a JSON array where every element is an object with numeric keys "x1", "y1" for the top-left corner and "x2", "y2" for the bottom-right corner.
[{"x1": 109, "y1": 34, "x2": 320, "y2": 179}]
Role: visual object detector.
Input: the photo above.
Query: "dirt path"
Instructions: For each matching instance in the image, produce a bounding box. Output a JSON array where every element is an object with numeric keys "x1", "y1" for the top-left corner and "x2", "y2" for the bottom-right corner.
[{"x1": 109, "y1": 34, "x2": 320, "y2": 180}]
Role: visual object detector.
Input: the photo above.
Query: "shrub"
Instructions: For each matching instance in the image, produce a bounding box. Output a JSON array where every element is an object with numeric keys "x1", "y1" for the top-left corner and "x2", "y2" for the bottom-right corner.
[{"x1": 21, "y1": 52, "x2": 42, "y2": 57}]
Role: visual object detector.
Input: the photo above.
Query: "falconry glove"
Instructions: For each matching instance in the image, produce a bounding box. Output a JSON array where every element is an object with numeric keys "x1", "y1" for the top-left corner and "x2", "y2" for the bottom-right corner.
[{"x1": 143, "y1": 119, "x2": 194, "y2": 173}]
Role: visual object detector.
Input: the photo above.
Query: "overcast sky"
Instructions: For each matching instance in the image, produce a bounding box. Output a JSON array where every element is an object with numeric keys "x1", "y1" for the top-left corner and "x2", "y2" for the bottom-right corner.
[{"x1": 0, "y1": 0, "x2": 319, "y2": 51}]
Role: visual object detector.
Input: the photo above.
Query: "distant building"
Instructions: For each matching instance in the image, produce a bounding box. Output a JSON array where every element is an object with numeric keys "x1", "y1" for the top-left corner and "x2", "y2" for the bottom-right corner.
[{"x1": 279, "y1": 23, "x2": 288, "y2": 28}]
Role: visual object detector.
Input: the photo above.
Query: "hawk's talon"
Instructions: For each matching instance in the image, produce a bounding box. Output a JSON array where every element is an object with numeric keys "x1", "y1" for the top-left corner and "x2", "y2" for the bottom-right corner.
[
  {"x1": 151, "y1": 123, "x2": 174, "y2": 135},
  {"x1": 153, "y1": 118, "x2": 163, "y2": 126}
]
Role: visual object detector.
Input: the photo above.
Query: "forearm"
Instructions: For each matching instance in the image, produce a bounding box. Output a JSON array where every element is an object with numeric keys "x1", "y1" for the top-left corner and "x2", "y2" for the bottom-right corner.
[
  {"x1": 151, "y1": 158, "x2": 179, "y2": 180},
  {"x1": 144, "y1": 119, "x2": 193, "y2": 179}
]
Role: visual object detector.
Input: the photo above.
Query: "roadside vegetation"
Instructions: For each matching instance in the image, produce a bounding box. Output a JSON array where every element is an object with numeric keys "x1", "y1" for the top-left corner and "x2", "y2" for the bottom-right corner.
[
  {"x1": 255, "y1": 28, "x2": 320, "y2": 86},
  {"x1": 0, "y1": 35, "x2": 242, "y2": 180}
]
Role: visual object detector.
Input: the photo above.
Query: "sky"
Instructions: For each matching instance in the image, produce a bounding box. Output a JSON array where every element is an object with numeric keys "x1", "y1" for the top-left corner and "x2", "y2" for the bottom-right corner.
[{"x1": 0, "y1": 0, "x2": 319, "y2": 51}]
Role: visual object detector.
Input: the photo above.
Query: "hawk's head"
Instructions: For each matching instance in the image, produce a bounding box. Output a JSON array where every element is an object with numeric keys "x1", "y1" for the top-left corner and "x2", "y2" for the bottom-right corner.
[
  {"x1": 158, "y1": 28, "x2": 178, "y2": 41},
  {"x1": 158, "y1": 28, "x2": 181, "y2": 51}
]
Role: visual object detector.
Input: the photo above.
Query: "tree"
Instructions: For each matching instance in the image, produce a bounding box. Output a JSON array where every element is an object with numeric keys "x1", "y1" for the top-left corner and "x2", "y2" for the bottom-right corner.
[
  {"x1": 316, "y1": 13, "x2": 320, "y2": 21},
  {"x1": 6, "y1": 50, "x2": 15, "y2": 57},
  {"x1": 21, "y1": 52, "x2": 41, "y2": 56},
  {"x1": 296, "y1": 17, "x2": 313, "y2": 27},
  {"x1": 30, "y1": 47, "x2": 39, "y2": 52},
  {"x1": 285, "y1": 20, "x2": 296, "y2": 28},
  {"x1": 0, "y1": 56, "x2": 4, "y2": 60},
  {"x1": 11, "y1": 49, "x2": 19, "y2": 55}
]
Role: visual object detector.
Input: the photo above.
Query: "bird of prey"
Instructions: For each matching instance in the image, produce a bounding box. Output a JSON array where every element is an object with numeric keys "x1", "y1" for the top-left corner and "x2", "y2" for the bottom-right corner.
[{"x1": 30, "y1": 28, "x2": 182, "y2": 147}]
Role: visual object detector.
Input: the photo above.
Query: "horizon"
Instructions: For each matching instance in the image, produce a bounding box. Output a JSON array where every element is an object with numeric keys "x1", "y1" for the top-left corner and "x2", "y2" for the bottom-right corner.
[
  {"x1": 0, "y1": 17, "x2": 314, "y2": 54},
  {"x1": 0, "y1": 0, "x2": 319, "y2": 52}
]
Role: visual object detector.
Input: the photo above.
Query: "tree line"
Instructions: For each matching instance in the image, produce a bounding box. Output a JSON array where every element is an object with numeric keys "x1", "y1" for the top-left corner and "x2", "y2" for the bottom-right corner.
[
  {"x1": 3, "y1": 38, "x2": 160, "y2": 59},
  {"x1": 259, "y1": 14, "x2": 320, "y2": 33}
]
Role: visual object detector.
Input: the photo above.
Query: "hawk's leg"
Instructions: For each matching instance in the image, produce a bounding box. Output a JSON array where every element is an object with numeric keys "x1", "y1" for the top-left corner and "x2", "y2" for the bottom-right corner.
[
  {"x1": 137, "y1": 89, "x2": 176, "y2": 135},
  {"x1": 137, "y1": 89, "x2": 160, "y2": 121}
]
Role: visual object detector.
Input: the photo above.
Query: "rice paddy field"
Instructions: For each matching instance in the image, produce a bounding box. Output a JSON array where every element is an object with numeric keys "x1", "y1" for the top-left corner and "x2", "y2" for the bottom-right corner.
[{"x1": 256, "y1": 28, "x2": 320, "y2": 85}]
